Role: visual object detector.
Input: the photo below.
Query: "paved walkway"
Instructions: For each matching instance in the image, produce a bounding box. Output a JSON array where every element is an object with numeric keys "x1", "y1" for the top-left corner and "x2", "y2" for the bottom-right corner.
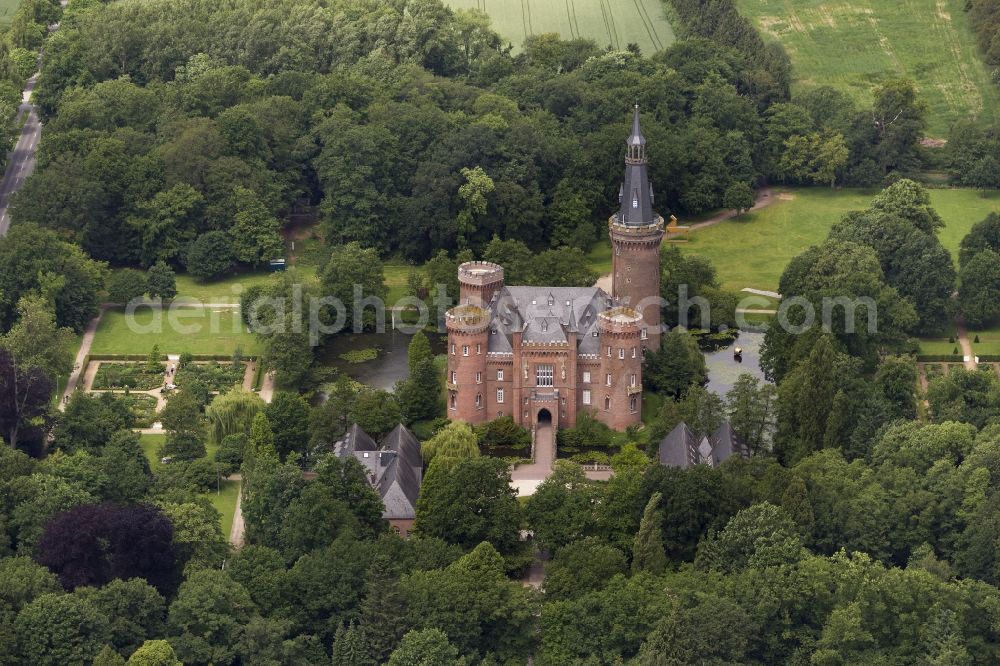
[
  {"x1": 955, "y1": 316, "x2": 978, "y2": 370},
  {"x1": 60, "y1": 306, "x2": 107, "y2": 411},
  {"x1": 227, "y1": 474, "x2": 245, "y2": 548},
  {"x1": 511, "y1": 421, "x2": 554, "y2": 496}
]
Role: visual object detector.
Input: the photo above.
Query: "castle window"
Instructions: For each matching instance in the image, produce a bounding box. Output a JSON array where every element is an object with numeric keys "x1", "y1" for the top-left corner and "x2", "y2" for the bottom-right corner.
[
  {"x1": 476, "y1": 344, "x2": 481, "y2": 354},
  {"x1": 450, "y1": 393, "x2": 456, "y2": 410},
  {"x1": 451, "y1": 371, "x2": 457, "y2": 383},
  {"x1": 632, "y1": 347, "x2": 637, "y2": 358},
  {"x1": 476, "y1": 372, "x2": 481, "y2": 384},
  {"x1": 462, "y1": 345, "x2": 469, "y2": 356},
  {"x1": 641, "y1": 328, "x2": 648, "y2": 340},
  {"x1": 604, "y1": 396, "x2": 611, "y2": 410},
  {"x1": 451, "y1": 343, "x2": 456, "y2": 355},
  {"x1": 606, "y1": 345, "x2": 612, "y2": 357},
  {"x1": 618, "y1": 348, "x2": 625, "y2": 359},
  {"x1": 630, "y1": 396, "x2": 637, "y2": 412},
  {"x1": 497, "y1": 369, "x2": 504, "y2": 381},
  {"x1": 582, "y1": 389, "x2": 592, "y2": 405},
  {"x1": 583, "y1": 371, "x2": 591, "y2": 383},
  {"x1": 606, "y1": 373, "x2": 612, "y2": 386},
  {"x1": 630, "y1": 373, "x2": 637, "y2": 387},
  {"x1": 476, "y1": 393, "x2": 482, "y2": 408},
  {"x1": 536, "y1": 364, "x2": 554, "y2": 387},
  {"x1": 497, "y1": 388, "x2": 505, "y2": 403},
  {"x1": 498, "y1": 411, "x2": 504, "y2": 417}
]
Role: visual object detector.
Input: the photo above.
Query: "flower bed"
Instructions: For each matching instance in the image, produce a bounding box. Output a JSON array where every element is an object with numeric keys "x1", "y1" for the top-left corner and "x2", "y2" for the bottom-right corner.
[
  {"x1": 120, "y1": 393, "x2": 159, "y2": 428},
  {"x1": 92, "y1": 363, "x2": 164, "y2": 390},
  {"x1": 175, "y1": 361, "x2": 245, "y2": 392}
]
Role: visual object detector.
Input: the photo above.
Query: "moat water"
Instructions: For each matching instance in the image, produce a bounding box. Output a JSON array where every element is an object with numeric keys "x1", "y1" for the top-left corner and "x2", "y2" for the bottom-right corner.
[
  {"x1": 703, "y1": 329, "x2": 768, "y2": 396},
  {"x1": 318, "y1": 329, "x2": 446, "y2": 392}
]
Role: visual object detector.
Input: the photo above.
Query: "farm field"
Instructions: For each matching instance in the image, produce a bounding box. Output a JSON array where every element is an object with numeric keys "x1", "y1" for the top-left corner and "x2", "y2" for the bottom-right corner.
[
  {"x1": 443, "y1": 0, "x2": 675, "y2": 54},
  {"x1": 678, "y1": 188, "x2": 1000, "y2": 293},
  {"x1": 733, "y1": 0, "x2": 1000, "y2": 137},
  {"x1": 90, "y1": 307, "x2": 262, "y2": 356}
]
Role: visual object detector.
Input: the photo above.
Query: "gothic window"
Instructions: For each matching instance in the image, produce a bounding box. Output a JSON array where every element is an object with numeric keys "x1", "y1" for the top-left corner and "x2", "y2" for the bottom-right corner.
[
  {"x1": 604, "y1": 396, "x2": 611, "y2": 410},
  {"x1": 606, "y1": 373, "x2": 612, "y2": 386},
  {"x1": 548, "y1": 295, "x2": 554, "y2": 306},
  {"x1": 476, "y1": 372, "x2": 481, "y2": 384},
  {"x1": 497, "y1": 369, "x2": 504, "y2": 381},
  {"x1": 618, "y1": 348, "x2": 625, "y2": 359},
  {"x1": 536, "y1": 365, "x2": 554, "y2": 387},
  {"x1": 476, "y1": 393, "x2": 482, "y2": 408},
  {"x1": 541, "y1": 320, "x2": 548, "y2": 332},
  {"x1": 630, "y1": 373, "x2": 637, "y2": 387},
  {"x1": 450, "y1": 393, "x2": 456, "y2": 410},
  {"x1": 582, "y1": 389, "x2": 592, "y2": 405},
  {"x1": 630, "y1": 396, "x2": 637, "y2": 412},
  {"x1": 497, "y1": 388, "x2": 505, "y2": 403},
  {"x1": 462, "y1": 345, "x2": 469, "y2": 356}
]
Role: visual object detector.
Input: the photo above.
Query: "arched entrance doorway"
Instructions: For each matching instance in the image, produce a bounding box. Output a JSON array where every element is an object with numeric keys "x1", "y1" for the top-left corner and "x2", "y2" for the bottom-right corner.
[{"x1": 537, "y1": 408, "x2": 552, "y2": 426}]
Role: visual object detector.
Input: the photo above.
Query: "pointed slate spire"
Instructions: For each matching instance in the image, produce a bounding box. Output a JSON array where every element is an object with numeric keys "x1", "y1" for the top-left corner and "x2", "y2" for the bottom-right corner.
[
  {"x1": 566, "y1": 299, "x2": 578, "y2": 333},
  {"x1": 618, "y1": 104, "x2": 657, "y2": 226}
]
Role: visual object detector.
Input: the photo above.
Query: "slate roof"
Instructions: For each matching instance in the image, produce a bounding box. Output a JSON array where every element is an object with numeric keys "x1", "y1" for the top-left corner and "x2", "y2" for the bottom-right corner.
[
  {"x1": 333, "y1": 423, "x2": 423, "y2": 521},
  {"x1": 657, "y1": 420, "x2": 749, "y2": 469},
  {"x1": 487, "y1": 286, "x2": 611, "y2": 355},
  {"x1": 617, "y1": 105, "x2": 658, "y2": 227}
]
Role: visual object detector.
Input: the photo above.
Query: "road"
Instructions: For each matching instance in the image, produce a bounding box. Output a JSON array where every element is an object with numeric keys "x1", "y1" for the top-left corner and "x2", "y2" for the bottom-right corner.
[
  {"x1": 0, "y1": 1, "x2": 67, "y2": 236},
  {"x1": 0, "y1": 72, "x2": 42, "y2": 236}
]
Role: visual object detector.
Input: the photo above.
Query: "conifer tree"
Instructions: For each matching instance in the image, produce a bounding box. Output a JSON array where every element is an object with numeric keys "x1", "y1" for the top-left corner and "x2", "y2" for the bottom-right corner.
[
  {"x1": 331, "y1": 621, "x2": 374, "y2": 666},
  {"x1": 781, "y1": 476, "x2": 815, "y2": 540},
  {"x1": 632, "y1": 492, "x2": 667, "y2": 575},
  {"x1": 360, "y1": 555, "x2": 408, "y2": 662}
]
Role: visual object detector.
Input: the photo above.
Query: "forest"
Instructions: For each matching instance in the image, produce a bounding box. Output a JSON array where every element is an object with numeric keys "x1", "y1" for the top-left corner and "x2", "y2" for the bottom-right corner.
[{"x1": 0, "y1": 0, "x2": 999, "y2": 664}]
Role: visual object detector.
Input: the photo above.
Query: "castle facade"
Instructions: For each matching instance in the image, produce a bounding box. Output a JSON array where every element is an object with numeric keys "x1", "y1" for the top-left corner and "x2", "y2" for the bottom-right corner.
[{"x1": 445, "y1": 107, "x2": 665, "y2": 432}]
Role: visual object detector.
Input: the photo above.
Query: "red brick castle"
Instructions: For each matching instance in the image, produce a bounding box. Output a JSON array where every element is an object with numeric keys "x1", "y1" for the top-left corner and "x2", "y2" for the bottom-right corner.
[{"x1": 445, "y1": 106, "x2": 665, "y2": 432}]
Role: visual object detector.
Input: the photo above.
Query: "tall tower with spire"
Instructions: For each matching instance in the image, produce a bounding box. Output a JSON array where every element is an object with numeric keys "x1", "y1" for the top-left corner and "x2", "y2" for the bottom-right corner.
[{"x1": 610, "y1": 105, "x2": 665, "y2": 352}]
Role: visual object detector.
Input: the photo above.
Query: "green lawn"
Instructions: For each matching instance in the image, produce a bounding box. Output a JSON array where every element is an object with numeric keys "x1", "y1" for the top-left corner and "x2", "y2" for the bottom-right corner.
[
  {"x1": 173, "y1": 268, "x2": 320, "y2": 304},
  {"x1": 971, "y1": 324, "x2": 1000, "y2": 356},
  {"x1": 443, "y1": 0, "x2": 675, "y2": 53},
  {"x1": 139, "y1": 434, "x2": 238, "y2": 537},
  {"x1": 91, "y1": 307, "x2": 262, "y2": 356},
  {"x1": 0, "y1": 0, "x2": 19, "y2": 24},
  {"x1": 675, "y1": 187, "x2": 1000, "y2": 292},
  {"x1": 385, "y1": 260, "x2": 419, "y2": 306},
  {"x1": 734, "y1": 0, "x2": 1000, "y2": 137}
]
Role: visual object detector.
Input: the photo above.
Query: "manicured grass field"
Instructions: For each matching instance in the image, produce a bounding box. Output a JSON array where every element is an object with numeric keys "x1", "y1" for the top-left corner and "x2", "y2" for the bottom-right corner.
[
  {"x1": 91, "y1": 307, "x2": 262, "y2": 356},
  {"x1": 677, "y1": 188, "x2": 1000, "y2": 292},
  {"x1": 172, "y1": 267, "x2": 316, "y2": 304},
  {"x1": 734, "y1": 0, "x2": 1000, "y2": 137},
  {"x1": 971, "y1": 324, "x2": 1000, "y2": 356},
  {"x1": 443, "y1": 0, "x2": 675, "y2": 53}
]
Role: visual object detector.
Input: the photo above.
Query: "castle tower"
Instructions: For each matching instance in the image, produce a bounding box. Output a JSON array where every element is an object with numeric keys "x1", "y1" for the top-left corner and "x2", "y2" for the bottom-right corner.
[
  {"x1": 610, "y1": 105, "x2": 665, "y2": 352},
  {"x1": 445, "y1": 304, "x2": 490, "y2": 424},
  {"x1": 596, "y1": 307, "x2": 643, "y2": 430},
  {"x1": 458, "y1": 261, "x2": 504, "y2": 308}
]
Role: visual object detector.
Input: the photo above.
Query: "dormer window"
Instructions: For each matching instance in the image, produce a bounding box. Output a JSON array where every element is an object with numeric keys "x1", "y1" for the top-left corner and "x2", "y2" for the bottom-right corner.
[
  {"x1": 632, "y1": 195, "x2": 638, "y2": 209},
  {"x1": 548, "y1": 295, "x2": 554, "y2": 306},
  {"x1": 541, "y1": 320, "x2": 548, "y2": 332}
]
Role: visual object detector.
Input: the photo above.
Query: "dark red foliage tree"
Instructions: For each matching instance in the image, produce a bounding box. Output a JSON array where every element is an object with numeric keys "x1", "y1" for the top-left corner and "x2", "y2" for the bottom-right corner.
[
  {"x1": 37, "y1": 503, "x2": 178, "y2": 593},
  {"x1": 0, "y1": 348, "x2": 52, "y2": 450}
]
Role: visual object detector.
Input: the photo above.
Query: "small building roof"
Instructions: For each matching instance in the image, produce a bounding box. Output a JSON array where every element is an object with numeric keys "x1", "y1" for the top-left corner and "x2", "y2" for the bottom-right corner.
[
  {"x1": 334, "y1": 423, "x2": 423, "y2": 522},
  {"x1": 657, "y1": 420, "x2": 749, "y2": 469}
]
